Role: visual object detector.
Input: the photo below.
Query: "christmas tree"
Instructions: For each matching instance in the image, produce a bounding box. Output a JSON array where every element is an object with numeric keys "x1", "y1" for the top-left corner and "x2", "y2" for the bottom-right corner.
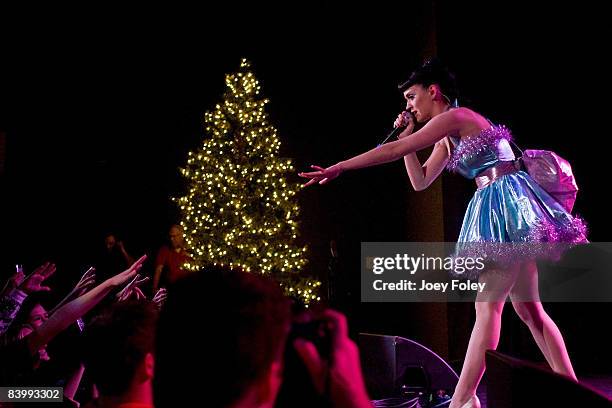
[{"x1": 176, "y1": 59, "x2": 321, "y2": 306}]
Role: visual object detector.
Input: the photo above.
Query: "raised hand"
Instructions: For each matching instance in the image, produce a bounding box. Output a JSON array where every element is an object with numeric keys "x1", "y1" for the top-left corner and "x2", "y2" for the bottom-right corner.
[
  {"x1": 152, "y1": 287, "x2": 168, "y2": 309},
  {"x1": 298, "y1": 164, "x2": 343, "y2": 187},
  {"x1": 19, "y1": 262, "x2": 56, "y2": 294},
  {"x1": 107, "y1": 255, "x2": 147, "y2": 288},
  {"x1": 73, "y1": 267, "x2": 96, "y2": 297},
  {"x1": 293, "y1": 309, "x2": 371, "y2": 408},
  {"x1": 116, "y1": 273, "x2": 150, "y2": 302},
  {"x1": 49, "y1": 267, "x2": 97, "y2": 316},
  {"x1": 1, "y1": 267, "x2": 26, "y2": 296},
  {"x1": 394, "y1": 111, "x2": 416, "y2": 139},
  {"x1": 11, "y1": 268, "x2": 26, "y2": 288}
]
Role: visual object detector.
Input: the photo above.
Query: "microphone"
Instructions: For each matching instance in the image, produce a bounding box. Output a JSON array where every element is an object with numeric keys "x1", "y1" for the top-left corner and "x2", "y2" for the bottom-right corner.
[
  {"x1": 377, "y1": 126, "x2": 406, "y2": 147},
  {"x1": 377, "y1": 111, "x2": 415, "y2": 147}
]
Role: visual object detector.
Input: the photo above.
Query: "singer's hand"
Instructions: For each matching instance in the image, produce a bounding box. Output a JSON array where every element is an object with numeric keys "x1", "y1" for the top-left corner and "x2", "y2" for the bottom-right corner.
[
  {"x1": 394, "y1": 111, "x2": 415, "y2": 138},
  {"x1": 299, "y1": 164, "x2": 343, "y2": 187}
]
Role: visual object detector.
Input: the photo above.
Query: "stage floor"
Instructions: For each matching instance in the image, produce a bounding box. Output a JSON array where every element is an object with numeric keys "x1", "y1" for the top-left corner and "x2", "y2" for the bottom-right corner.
[{"x1": 476, "y1": 374, "x2": 612, "y2": 407}]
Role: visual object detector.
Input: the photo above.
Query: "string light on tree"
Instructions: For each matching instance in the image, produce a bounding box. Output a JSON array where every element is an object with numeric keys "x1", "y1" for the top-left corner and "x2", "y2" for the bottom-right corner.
[{"x1": 174, "y1": 58, "x2": 321, "y2": 306}]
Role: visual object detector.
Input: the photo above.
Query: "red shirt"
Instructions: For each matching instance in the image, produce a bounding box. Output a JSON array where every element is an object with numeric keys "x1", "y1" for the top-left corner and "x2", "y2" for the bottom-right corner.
[{"x1": 155, "y1": 246, "x2": 190, "y2": 285}]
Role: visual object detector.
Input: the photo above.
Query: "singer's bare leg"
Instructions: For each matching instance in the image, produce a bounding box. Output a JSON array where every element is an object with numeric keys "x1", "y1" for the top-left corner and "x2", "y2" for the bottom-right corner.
[
  {"x1": 509, "y1": 260, "x2": 577, "y2": 380},
  {"x1": 449, "y1": 264, "x2": 519, "y2": 408}
]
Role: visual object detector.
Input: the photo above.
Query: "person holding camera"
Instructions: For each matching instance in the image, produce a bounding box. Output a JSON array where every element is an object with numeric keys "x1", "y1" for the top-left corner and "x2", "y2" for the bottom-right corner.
[{"x1": 154, "y1": 267, "x2": 373, "y2": 408}]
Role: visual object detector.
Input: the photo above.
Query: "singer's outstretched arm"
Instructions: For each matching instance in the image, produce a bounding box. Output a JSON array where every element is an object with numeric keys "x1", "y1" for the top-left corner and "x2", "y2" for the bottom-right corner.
[{"x1": 299, "y1": 108, "x2": 465, "y2": 185}]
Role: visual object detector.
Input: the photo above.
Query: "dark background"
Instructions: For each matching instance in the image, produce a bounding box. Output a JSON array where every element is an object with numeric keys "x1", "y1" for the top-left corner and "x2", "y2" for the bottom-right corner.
[{"x1": 1, "y1": 3, "x2": 610, "y2": 372}]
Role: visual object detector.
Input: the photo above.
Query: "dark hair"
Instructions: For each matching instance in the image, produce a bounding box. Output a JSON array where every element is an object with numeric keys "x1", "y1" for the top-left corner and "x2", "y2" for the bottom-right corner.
[
  {"x1": 82, "y1": 300, "x2": 158, "y2": 396},
  {"x1": 9, "y1": 292, "x2": 51, "y2": 336},
  {"x1": 398, "y1": 57, "x2": 459, "y2": 104},
  {"x1": 154, "y1": 267, "x2": 291, "y2": 408}
]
